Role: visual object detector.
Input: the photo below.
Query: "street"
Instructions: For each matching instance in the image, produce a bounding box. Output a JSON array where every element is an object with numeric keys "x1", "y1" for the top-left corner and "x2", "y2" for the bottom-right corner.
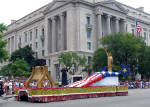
[{"x1": 0, "y1": 89, "x2": 150, "y2": 107}]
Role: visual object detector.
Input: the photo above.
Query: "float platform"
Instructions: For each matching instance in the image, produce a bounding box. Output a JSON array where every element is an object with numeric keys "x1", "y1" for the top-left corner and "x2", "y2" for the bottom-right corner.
[{"x1": 14, "y1": 85, "x2": 128, "y2": 103}]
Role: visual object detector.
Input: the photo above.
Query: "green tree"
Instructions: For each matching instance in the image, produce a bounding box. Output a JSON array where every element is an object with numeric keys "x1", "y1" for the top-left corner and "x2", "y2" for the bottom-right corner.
[
  {"x1": 138, "y1": 46, "x2": 150, "y2": 80},
  {"x1": 100, "y1": 33, "x2": 145, "y2": 72},
  {"x1": 10, "y1": 45, "x2": 35, "y2": 66},
  {"x1": 0, "y1": 45, "x2": 34, "y2": 77},
  {"x1": 0, "y1": 23, "x2": 9, "y2": 62},
  {"x1": 0, "y1": 64, "x2": 11, "y2": 77},
  {"x1": 82, "y1": 62, "x2": 93, "y2": 75},
  {"x1": 58, "y1": 52, "x2": 87, "y2": 75},
  {"x1": 0, "y1": 23, "x2": 7, "y2": 33},
  {"x1": 59, "y1": 52, "x2": 73, "y2": 68},
  {"x1": 0, "y1": 59, "x2": 31, "y2": 77},
  {"x1": 93, "y1": 48, "x2": 107, "y2": 72},
  {"x1": 10, "y1": 59, "x2": 30, "y2": 77}
]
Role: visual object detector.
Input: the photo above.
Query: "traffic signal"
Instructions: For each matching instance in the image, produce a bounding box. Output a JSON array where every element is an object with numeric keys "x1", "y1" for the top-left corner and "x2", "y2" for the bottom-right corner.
[
  {"x1": 132, "y1": 60, "x2": 137, "y2": 72},
  {"x1": 132, "y1": 65, "x2": 135, "y2": 68}
]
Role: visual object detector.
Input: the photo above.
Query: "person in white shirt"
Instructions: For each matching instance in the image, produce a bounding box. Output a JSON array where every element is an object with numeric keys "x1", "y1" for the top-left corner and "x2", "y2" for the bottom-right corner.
[{"x1": 9, "y1": 82, "x2": 12, "y2": 94}]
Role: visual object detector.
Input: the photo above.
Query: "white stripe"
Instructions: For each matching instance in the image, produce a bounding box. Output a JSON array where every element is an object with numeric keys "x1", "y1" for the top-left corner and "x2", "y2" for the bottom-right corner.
[{"x1": 76, "y1": 74, "x2": 102, "y2": 87}]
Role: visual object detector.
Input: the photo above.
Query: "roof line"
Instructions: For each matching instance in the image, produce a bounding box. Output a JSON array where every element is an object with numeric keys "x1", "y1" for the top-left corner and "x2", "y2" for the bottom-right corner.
[
  {"x1": 7, "y1": 2, "x2": 52, "y2": 27},
  {"x1": 117, "y1": 1, "x2": 150, "y2": 16}
]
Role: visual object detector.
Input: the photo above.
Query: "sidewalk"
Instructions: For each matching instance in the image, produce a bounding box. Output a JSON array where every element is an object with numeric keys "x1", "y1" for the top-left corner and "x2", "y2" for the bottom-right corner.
[
  {"x1": 1, "y1": 94, "x2": 14, "y2": 100},
  {"x1": 0, "y1": 98, "x2": 7, "y2": 103}
]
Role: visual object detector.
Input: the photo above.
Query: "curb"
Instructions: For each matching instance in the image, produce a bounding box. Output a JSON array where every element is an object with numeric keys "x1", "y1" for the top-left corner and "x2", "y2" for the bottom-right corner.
[{"x1": 1, "y1": 95, "x2": 14, "y2": 100}]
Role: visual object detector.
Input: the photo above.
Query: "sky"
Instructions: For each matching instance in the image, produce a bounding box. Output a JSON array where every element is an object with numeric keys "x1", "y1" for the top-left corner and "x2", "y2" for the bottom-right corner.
[{"x1": 0, "y1": 0, "x2": 150, "y2": 25}]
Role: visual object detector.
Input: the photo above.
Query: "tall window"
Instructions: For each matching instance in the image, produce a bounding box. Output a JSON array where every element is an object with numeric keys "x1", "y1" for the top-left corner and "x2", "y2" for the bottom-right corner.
[
  {"x1": 144, "y1": 32, "x2": 147, "y2": 40},
  {"x1": 132, "y1": 29, "x2": 135, "y2": 35},
  {"x1": 30, "y1": 44, "x2": 32, "y2": 49},
  {"x1": 42, "y1": 28, "x2": 45, "y2": 36},
  {"x1": 87, "y1": 16, "x2": 90, "y2": 25},
  {"x1": 35, "y1": 29, "x2": 38, "y2": 39},
  {"x1": 35, "y1": 52, "x2": 38, "y2": 59},
  {"x1": 126, "y1": 24, "x2": 128, "y2": 32},
  {"x1": 19, "y1": 37, "x2": 21, "y2": 44},
  {"x1": 42, "y1": 50, "x2": 45, "y2": 56},
  {"x1": 24, "y1": 32, "x2": 27, "y2": 43},
  {"x1": 87, "y1": 42, "x2": 91, "y2": 50},
  {"x1": 86, "y1": 16, "x2": 91, "y2": 38},
  {"x1": 48, "y1": 59, "x2": 51, "y2": 66},
  {"x1": 35, "y1": 42, "x2": 38, "y2": 49},
  {"x1": 87, "y1": 30, "x2": 91, "y2": 38},
  {"x1": 149, "y1": 34, "x2": 150, "y2": 40},
  {"x1": 42, "y1": 40, "x2": 44, "y2": 47},
  {"x1": 18, "y1": 37, "x2": 21, "y2": 48},
  {"x1": 30, "y1": 31, "x2": 32, "y2": 41},
  {"x1": 55, "y1": 64, "x2": 60, "y2": 82},
  {"x1": 88, "y1": 56, "x2": 92, "y2": 64}
]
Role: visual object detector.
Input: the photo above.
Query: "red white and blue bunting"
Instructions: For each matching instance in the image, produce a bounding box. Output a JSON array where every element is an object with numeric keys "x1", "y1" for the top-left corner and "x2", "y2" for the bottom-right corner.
[{"x1": 66, "y1": 72, "x2": 119, "y2": 88}]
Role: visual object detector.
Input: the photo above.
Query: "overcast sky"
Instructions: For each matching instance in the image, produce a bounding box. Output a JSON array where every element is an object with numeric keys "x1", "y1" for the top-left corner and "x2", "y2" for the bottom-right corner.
[{"x1": 0, "y1": 0, "x2": 149, "y2": 25}]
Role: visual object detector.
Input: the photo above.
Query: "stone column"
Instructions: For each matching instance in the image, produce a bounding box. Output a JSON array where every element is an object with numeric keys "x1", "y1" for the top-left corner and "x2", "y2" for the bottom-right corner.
[
  {"x1": 60, "y1": 13, "x2": 65, "y2": 51},
  {"x1": 66, "y1": 10, "x2": 73, "y2": 51},
  {"x1": 106, "y1": 14, "x2": 112, "y2": 34},
  {"x1": 45, "y1": 18, "x2": 51, "y2": 55},
  {"x1": 122, "y1": 19, "x2": 126, "y2": 33},
  {"x1": 14, "y1": 34, "x2": 17, "y2": 50},
  {"x1": 51, "y1": 16, "x2": 56, "y2": 53},
  {"x1": 97, "y1": 13, "x2": 103, "y2": 39},
  {"x1": 96, "y1": 12, "x2": 103, "y2": 48},
  {"x1": 7, "y1": 38, "x2": 10, "y2": 54},
  {"x1": 10, "y1": 37, "x2": 12, "y2": 54},
  {"x1": 115, "y1": 17, "x2": 120, "y2": 33},
  {"x1": 12, "y1": 36, "x2": 14, "y2": 52}
]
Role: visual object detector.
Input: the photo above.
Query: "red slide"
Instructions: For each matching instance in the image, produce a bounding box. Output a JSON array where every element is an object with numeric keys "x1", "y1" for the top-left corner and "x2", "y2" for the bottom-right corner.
[{"x1": 66, "y1": 73, "x2": 103, "y2": 88}]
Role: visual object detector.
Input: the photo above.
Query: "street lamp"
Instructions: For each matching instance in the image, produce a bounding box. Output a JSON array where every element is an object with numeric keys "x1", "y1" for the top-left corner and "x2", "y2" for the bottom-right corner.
[{"x1": 72, "y1": 64, "x2": 75, "y2": 75}]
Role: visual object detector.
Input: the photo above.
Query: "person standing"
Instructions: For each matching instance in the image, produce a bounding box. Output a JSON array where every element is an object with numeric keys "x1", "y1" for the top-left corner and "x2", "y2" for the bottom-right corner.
[
  {"x1": 140, "y1": 80, "x2": 143, "y2": 88},
  {"x1": 0, "y1": 81, "x2": 4, "y2": 96},
  {"x1": 5, "y1": 81, "x2": 9, "y2": 95},
  {"x1": 9, "y1": 81, "x2": 12, "y2": 95},
  {"x1": 61, "y1": 65, "x2": 68, "y2": 86}
]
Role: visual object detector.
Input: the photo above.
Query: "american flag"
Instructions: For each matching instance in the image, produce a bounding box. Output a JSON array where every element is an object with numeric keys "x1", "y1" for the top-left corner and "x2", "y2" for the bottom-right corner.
[
  {"x1": 65, "y1": 72, "x2": 119, "y2": 88},
  {"x1": 136, "y1": 20, "x2": 142, "y2": 34}
]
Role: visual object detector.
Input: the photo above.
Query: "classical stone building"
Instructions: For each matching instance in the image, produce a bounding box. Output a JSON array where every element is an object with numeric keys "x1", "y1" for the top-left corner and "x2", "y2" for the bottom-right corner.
[{"x1": 1, "y1": 0, "x2": 150, "y2": 82}]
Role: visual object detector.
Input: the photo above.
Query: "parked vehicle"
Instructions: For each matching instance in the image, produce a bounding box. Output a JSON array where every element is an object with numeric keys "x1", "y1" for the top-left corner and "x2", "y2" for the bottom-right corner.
[{"x1": 0, "y1": 76, "x2": 5, "y2": 81}]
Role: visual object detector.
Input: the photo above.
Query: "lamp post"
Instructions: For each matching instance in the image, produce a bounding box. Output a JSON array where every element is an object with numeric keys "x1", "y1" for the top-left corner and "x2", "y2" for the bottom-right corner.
[{"x1": 72, "y1": 64, "x2": 75, "y2": 75}]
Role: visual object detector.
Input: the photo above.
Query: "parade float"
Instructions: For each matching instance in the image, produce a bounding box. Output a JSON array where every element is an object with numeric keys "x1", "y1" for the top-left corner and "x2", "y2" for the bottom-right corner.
[{"x1": 14, "y1": 52, "x2": 128, "y2": 103}]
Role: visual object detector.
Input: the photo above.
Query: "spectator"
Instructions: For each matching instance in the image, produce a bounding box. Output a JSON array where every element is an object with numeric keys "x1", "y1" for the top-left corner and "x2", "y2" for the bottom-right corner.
[{"x1": 9, "y1": 81, "x2": 12, "y2": 94}]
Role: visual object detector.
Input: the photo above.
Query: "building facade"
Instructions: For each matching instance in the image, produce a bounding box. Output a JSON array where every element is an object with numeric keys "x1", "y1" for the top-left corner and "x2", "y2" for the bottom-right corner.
[{"x1": 1, "y1": 0, "x2": 150, "y2": 82}]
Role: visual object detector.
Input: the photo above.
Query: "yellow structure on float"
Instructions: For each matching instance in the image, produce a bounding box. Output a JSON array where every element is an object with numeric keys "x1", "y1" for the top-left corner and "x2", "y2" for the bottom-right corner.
[
  {"x1": 104, "y1": 48, "x2": 113, "y2": 72},
  {"x1": 26, "y1": 66, "x2": 56, "y2": 88}
]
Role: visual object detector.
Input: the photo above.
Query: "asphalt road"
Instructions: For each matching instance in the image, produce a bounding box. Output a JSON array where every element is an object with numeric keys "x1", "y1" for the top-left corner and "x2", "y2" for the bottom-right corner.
[{"x1": 0, "y1": 89, "x2": 150, "y2": 107}]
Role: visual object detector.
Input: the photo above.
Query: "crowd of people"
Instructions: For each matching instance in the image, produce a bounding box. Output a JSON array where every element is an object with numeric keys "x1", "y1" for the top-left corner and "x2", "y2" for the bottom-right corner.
[
  {"x1": 0, "y1": 79, "x2": 55, "y2": 96},
  {"x1": 0, "y1": 79, "x2": 150, "y2": 96},
  {"x1": 0, "y1": 80, "x2": 26, "y2": 96},
  {"x1": 120, "y1": 80, "x2": 150, "y2": 89}
]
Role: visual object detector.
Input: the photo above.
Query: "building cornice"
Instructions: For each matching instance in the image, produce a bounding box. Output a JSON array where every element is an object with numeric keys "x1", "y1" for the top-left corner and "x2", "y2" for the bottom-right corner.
[
  {"x1": 7, "y1": 4, "x2": 49, "y2": 28},
  {"x1": 127, "y1": 15, "x2": 150, "y2": 26},
  {"x1": 94, "y1": 1, "x2": 128, "y2": 14},
  {"x1": 4, "y1": 16, "x2": 44, "y2": 36},
  {"x1": 119, "y1": 2, "x2": 150, "y2": 16},
  {"x1": 4, "y1": 0, "x2": 150, "y2": 36}
]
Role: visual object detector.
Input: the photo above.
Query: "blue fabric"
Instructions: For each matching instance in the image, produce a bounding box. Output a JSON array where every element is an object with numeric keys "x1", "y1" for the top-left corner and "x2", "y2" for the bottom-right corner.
[
  {"x1": 100, "y1": 66, "x2": 107, "y2": 72},
  {"x1": 93, "y1": 72, "x2": 119, "y2": 78},
  {"x1": 119, "y1": 64, "x2": 131, "y2": 77}
]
